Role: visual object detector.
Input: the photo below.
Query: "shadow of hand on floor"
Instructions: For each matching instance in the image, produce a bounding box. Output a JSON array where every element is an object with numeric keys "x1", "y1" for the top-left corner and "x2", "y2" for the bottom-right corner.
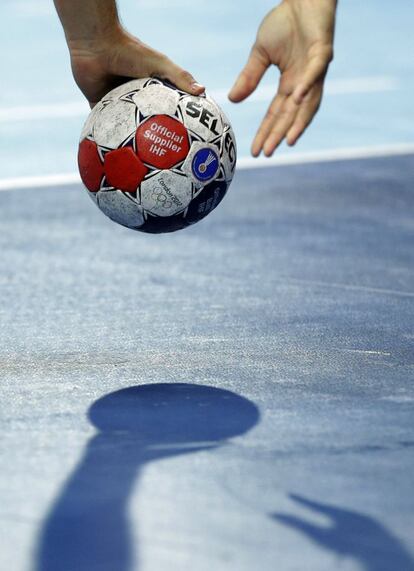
[
  {"x1": 272, "y1": 494, "x2": 414, "y2": 571},
  {"x1": 36, "y1": 383, "x2": 259, "y2": 571}
]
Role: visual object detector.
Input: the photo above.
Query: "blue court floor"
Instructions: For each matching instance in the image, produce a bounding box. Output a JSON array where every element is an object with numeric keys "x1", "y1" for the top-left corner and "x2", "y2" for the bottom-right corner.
[{"x1": 1, "y1": 154, "x2": 414, "y2": 570}]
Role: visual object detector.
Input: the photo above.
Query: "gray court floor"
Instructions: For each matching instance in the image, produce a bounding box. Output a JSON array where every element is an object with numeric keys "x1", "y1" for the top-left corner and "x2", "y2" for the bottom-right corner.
[{"x1": 1, "y1": 155, "x2": 413, "y2": 570}]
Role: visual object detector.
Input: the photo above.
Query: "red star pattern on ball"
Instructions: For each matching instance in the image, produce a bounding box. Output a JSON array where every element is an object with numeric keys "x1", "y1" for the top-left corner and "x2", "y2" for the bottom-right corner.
[
  {"x1": 78, "y1": 139, "x2": 104, "y2": 193},
  {"x1": 104, "y1": 147, "x2": 148, "y2": 193}
]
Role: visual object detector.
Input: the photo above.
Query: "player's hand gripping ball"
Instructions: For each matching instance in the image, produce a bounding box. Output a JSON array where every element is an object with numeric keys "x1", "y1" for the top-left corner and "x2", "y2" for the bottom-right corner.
[{"x1": 78, "y1": 78, "x2": 237, "y2": 233}]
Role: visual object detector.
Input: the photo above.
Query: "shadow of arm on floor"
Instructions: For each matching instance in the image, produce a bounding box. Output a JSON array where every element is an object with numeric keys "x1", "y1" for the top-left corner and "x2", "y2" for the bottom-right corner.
[{"x1": 36, "y1": 383, "x2": 260, "y2": 571}]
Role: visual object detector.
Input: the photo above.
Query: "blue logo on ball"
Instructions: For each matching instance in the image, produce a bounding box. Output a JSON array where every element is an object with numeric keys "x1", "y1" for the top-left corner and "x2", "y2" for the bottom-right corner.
[{"x1": 192, "y1": 148, "x2": 219, "y2": 182}]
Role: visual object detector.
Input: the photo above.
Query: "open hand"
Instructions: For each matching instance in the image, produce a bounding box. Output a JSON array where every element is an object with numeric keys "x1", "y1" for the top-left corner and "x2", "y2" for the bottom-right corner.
[{"x1": 229, "y1": 0, "x2": 336, "y2": 156}]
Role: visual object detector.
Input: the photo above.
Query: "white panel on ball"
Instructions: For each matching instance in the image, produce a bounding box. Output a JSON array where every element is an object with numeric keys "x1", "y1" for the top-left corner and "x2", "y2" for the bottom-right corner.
[
  {"x1": 97, "y1": 190, "x2": 145, "y2": 228},
  {"x1": 140, "y1": 171, "x2": 192, "y2": 216},
  {"x1": 93, "y1": 100, "x2": 137, "y2": 149},
  {"x1": 80, "y1": 102, "x2": 104, "y2": 141},
  {"x1": 133, "y1": 85, "x2": 180, "y2": 118},
  {"x1": 217, "y1": 104, "x2": 232, "y2": 131}
]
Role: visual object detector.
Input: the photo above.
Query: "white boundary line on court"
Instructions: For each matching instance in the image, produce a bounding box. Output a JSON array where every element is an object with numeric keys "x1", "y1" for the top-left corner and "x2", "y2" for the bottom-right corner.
[
  {"x1": 236, "y1": 143, "x2": 414, "y2": 170},
  {"x1": 0, "y1": 143, "x2": 413, "y2": 192},
  {"x1": 0, "y1": 76, "x2": 400, "y2": 123}
]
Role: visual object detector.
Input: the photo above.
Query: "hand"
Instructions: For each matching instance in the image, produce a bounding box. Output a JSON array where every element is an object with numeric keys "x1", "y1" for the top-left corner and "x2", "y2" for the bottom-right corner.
[
  {"x1": 69, "y1": 27, "x2": 205, "y2": 108},
  {"x1": 229, "y1": 0, "x2": 336, "y2": 156}
]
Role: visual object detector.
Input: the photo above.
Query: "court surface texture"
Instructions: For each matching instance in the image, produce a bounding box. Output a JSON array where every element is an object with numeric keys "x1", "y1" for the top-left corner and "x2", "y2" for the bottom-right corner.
[
  {"x1": 1, "y1": 152, "x2": 414, "y2": 571},
  {"x1": 1, "y1": 1, "x2": 414, "y2": 570}
]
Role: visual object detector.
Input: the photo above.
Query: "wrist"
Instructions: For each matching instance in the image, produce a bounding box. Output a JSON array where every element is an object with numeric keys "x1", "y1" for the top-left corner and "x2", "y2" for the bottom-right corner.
[
  {"x1": 68, "y1": 23, "x2": 125, "y2": 59},
  {"x1": 54, "y1": 0, "x2": 123, "y2": 53}
]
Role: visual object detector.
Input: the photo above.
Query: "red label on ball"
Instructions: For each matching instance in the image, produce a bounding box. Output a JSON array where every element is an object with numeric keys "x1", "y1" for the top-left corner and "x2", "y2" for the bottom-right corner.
[{"x1": 136, "y1": 115, "x2": 189, "y2": 169}]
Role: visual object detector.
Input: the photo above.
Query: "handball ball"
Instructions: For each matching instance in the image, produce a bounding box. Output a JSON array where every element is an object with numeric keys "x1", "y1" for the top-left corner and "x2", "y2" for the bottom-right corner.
[{"x1": 78, "y1": 78, "x2": 237, "y2": 233}]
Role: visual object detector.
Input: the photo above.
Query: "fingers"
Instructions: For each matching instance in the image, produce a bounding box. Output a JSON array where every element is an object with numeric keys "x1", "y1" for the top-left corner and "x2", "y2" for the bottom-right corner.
[
  {"x1": 228, "y1": 45, "x2": 269, "y2": 103},
  {"x1": 262, "y1": 97, "x2": 300, "y2": 156},
  {"x1": 117, "y1": 41, "x2": 205, "y2": 96},
  {"x1": 251, "y1": 80, "x2": 323, "y2": 156},
  {"x1": 252, "y1": 92, "x2": 300, "y2": 157},
  {"x1": 286, "y1": 86, "x2": 322, "y2": 146},
  {"x1": 156, "y1": 56, "x2": 205, "y2": 95},
  {"x1": 272, "y1": 513, "x2": 329, "y2": 545},
  {"x1": 251, "y1": 47, "x2": 328, "y2": 157},
  {"x1": 251, "y1": 92, "x2": 285, "y2": 157}
]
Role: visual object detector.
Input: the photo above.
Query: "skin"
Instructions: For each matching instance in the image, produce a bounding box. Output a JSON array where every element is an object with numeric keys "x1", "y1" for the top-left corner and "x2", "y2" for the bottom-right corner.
[
  {"x1": 53, "y1": 0, "x2": 205, "y2": 107},
  {"x1": 54, "y1": 0, "x2": 337, "y2": 156},
  {"x1": 229, "y1": 0, "x2": 337, "y2": 156}
]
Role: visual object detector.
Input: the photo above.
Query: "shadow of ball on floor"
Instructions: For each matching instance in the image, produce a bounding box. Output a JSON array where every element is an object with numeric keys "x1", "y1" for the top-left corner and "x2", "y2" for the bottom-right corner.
[{"x1": 88, "y1": 382, "x2": 260, "y2": 446}]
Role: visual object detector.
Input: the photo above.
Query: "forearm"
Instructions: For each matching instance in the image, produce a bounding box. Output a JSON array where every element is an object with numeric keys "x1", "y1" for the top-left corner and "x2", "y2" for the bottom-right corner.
[{"x1": 53, "y1": 0, "x2": 122, "y2": 49}]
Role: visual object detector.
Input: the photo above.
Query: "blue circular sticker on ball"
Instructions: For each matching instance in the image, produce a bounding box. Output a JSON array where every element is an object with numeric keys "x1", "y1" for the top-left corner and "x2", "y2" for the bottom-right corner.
[{"x1": 191, "y1": 148, "x2": 220, "y2": 182}]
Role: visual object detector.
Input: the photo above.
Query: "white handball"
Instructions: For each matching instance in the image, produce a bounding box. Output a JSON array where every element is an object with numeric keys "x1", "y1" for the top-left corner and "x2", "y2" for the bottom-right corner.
[{"x1": 78, "y1": 78, "x2": 237, "y2": 233}]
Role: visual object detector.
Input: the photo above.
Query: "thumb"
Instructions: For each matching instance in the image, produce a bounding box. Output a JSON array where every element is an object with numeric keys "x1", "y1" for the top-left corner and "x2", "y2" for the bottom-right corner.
[
  {"x1": 156, "y1": 56, "x2": 205, "y2": 96},
  {"x1": 228, "y1": 45, "x2": 269, "y2": 103}
]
